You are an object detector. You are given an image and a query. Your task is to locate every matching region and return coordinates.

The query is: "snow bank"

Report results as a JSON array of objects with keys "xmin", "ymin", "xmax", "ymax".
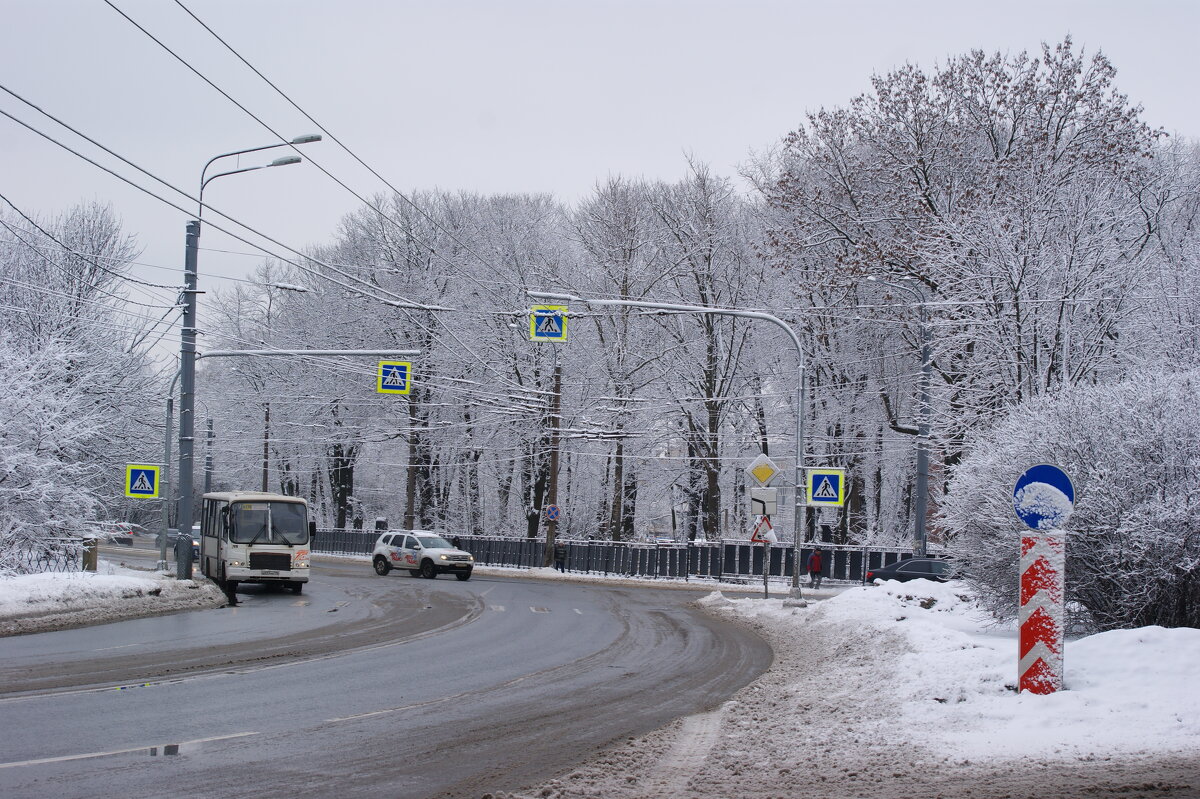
[
  {"xmin": 0, "ymin": 562, "xmax": 226, "ymax": 636},
  {"xmin": 726, "ymin": 580, "xmax": 1200, "ymax": 760}
]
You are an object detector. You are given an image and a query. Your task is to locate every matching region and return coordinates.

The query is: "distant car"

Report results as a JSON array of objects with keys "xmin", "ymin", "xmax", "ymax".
[
  {"xmin": 372, "ymin": 531, "xmax": 474, "ymax": 580},
  {"xmin": 155, "ymin": 527, "xmax": 200, "ymax": 561},
  {"xmin": 104, "ymin": 529, "xmax": 135, "ymax": 547},
  {"xmin": 865, "ymin": 557, "xmax": 952, "ymax": 584}
]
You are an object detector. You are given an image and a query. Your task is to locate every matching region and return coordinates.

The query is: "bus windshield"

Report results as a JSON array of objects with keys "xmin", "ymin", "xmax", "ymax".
[{"xmin": 230, "ymin": 501, "xmax": 308, "ymax": 545}]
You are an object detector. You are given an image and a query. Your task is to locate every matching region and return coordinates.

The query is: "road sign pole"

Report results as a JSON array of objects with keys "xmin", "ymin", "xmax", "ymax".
[
  {"xmin": 763, "ymin": 518, "xmax": 770, "ymax": 599},
  {"xmin": 542, "ymin": 347, "xmax": 562, "ymax": 567},
  {"xmin": 1019, "ymin": 530, "xmax": 1065, "ymax": 693},
  {"xmin": 1012, "ymin": 464, "xmax": 1074, "ymax": 695}
]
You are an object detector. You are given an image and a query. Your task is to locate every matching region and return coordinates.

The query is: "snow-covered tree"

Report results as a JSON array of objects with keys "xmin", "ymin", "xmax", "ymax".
[
  {"xmin": 939, "ymin": 370, "xmax": 1200, "ymax": 631},
  {"xmin": 0, "ymin": 338, "xmax": 106, "ymax": 573}
]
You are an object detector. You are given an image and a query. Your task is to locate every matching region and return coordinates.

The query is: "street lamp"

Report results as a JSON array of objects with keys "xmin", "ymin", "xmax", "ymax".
[
  {"xmin": 172, "ymin": 136, "xmax": 319, "ymax": 576},
  {"xmin": 528, "ymin": 290, "xmax": 809, "ymax": 595},
  {"xmin": 867, "ymin": 276, "xmax": 932, "ymax": 557}
]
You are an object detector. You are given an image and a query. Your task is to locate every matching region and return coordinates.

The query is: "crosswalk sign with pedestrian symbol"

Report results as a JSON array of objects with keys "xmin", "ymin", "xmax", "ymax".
[
  {"xmin": 806, "ymin": 467, "xmax": 846, "ymax": 506},
  {"xmin": 125, "ymin": 464, "xmax": 160, "ymax": 498},
  {"xmin": 377, "ymin": 361, "xmax": 412, "ymax": 394},
  {"xmin": 529, "ymin": 305, "xmax": 568, "ymax": 343}
]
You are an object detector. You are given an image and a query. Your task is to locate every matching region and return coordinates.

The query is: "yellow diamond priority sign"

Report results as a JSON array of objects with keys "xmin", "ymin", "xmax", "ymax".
[{"xmin": 746, "ymin": 453, "xmax": 781, "ymax": 487}]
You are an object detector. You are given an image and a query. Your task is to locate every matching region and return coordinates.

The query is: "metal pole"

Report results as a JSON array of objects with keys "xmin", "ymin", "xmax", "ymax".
[
  {"xmin": 795, "ymin": 355, "xmax": 806, "ymax": 595},
  {"xmin": 542, "ymin": 347, "xmax": 561, "ymax": 567},
  {"xmin": 261, "ymin": 403, "xmax": 270, "ymax": 492},
  {"xmin": 158, "ymin": 395, "xmax": 173, "ymax": 571},
  {"xmin": 176, "ymin": 220, "xmax": 199, "ymax": 580},
  {"xmin": 204, "ymin": 418, "xmax": 214, "ymax": 495}
]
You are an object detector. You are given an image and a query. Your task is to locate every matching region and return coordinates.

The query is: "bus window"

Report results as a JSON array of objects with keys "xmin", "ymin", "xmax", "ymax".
[{"xmin": 229, "ymin": 502, "xmax": 308, "ymax": 545}]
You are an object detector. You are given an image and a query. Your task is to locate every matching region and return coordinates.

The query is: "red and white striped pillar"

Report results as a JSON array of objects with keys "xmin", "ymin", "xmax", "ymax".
[{"xmin": 1018, "ymin": 531, "xmax": 1065, "ymax": 694}]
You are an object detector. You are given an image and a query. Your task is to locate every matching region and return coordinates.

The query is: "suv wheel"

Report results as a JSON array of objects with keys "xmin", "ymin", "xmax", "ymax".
[
  {"xmin": 420, "ymin": 560, "xmax": 437, "ymax": 579},
  {"xmin": 455, "ymin": 569, "xmax": 472, "ymax": 582},
  {"xmin": 373, "ymin": 556, "xmax": 391, "ymax": 576}
]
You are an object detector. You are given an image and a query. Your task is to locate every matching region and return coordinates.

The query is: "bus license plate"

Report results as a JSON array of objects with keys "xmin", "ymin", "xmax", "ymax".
[{"xmin": 261, "ymin": 569, "xmax": 279, "ymax": 575}]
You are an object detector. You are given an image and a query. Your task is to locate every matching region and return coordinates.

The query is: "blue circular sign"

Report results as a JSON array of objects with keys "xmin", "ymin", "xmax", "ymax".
[
  {"xmin": 545, "ymin": 504, "xmax": 561, "ymax": 521},
  {"xmin": 1013, "ymin": 464, "xmax": 1075, "ymax": 530}
]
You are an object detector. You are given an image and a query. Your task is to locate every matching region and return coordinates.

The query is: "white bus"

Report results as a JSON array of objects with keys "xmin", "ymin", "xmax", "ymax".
[{"xmin": 199, "ymin": 492, "xmax": 315, "ymax": 595}]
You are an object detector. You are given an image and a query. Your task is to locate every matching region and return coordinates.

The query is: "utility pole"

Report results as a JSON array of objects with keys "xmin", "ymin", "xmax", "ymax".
[
  {"xmin": 204, "ymin": 418, "xmax": 214, "ymax": 495},
  {"xmin": 261, "ymin": 403, "xmax": 271, "ymax": 492},
  {"xmin": 175, "ymin": 220, "xmax": 201, "ymax": 579}
]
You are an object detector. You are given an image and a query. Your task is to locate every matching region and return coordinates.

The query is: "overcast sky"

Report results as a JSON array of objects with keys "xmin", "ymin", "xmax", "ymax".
[{"xmin": 1, "ymin": 0, "xmax": 1197, "ymax": 318}]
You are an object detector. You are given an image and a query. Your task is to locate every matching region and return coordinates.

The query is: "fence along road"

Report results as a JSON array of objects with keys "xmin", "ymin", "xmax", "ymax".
[{"xmin": 316, "ymin": 530, "xmax": 921, "ymax": 584}]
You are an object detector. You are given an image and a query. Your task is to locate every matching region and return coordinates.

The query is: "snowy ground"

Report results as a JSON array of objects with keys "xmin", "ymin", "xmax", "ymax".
[
  {"xmin": 0, "ymin": 560, "xmax": 226, "ymax": 636},
  {"xmin": 496, "ymin": 580, "xmax": 1200, "ymax": 799}
]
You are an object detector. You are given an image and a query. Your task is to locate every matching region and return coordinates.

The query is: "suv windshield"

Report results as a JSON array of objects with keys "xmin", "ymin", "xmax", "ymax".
[
  {"xmin": 230, "ymin": 501, "xmax": 308, "ymax": 545},
  {"xmin": 416, "ymin": 535, "xmax": 452, "ymax": 549}
]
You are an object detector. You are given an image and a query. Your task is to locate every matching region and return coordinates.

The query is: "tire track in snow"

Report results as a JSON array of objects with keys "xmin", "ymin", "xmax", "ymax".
[{"xmin": 634, "ymin": 704, "xmax": 728, "ymax": 797}]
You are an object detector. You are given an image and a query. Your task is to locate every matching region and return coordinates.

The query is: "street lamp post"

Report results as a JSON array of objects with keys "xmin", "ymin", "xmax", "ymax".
[
  {"xmin": 528, "ymin": 290, "xmax": 809, "ymax": 595},
  {"xmin": 174, "ymin": 136, "xmax": 320, "ymax": 578},
  {"xmin": 868, "ymin": 276, "xmax": 931, "ymax": 557}
]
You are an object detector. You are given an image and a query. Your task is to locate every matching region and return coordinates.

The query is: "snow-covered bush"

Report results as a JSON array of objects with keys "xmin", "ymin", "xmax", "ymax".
[
  {"xmin": 939, "ymin": 371, "xmax": 1200, "ymax": 631},
  {"xmin": 0, "ymin": 338, "xmax": 105, "ymax": 575}
]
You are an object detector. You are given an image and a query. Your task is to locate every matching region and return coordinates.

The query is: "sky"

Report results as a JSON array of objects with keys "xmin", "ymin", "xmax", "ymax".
[{"xmin": 1, "ymin": 0, "xmax": 1197, "ymax": 335}]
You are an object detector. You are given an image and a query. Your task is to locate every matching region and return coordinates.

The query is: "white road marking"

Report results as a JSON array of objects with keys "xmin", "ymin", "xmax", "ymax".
[
  {"xmin": 0, "ymin": 731, "xmax": 259, "ymax": 770},
  {"xmin": 530, "ymin": 607, "xmax": 550, "ymax": 613},
  {"xmin": 573, "ymin": 608, "xmax": 583, "ymax": 615},
  {"xmin": 94, "ymin": 642, "xmax": 142, "ymax": 652},
  {"xmin": 489, "ymin": 605, "xmax": 505, "ymax": 612}
]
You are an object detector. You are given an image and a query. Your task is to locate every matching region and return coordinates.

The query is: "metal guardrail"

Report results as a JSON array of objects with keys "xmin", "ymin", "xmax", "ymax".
[{"xmin": 312, "ymin": 529, "xmax": 918, "ymax": 583}]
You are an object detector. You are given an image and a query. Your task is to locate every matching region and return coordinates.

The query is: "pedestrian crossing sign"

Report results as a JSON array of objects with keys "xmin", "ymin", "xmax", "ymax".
[
  {"xmin": 529, "ymin": 305, "xmax": 568, "ymax": 342},
  {"xmin": 377, "ymin": 361, "xmax": 412, "ymax": 394},
  {"xmin": 806, "ymin": 467, "xmax": 846, "ymax": 506},
  {"xmin": 125, "ymin": 464, "xmax": 161, "ymax": 498}
]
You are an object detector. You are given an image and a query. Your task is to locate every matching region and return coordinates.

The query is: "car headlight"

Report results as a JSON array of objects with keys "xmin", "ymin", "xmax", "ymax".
[
  {"xmin": 468, "ymin": 555, "xmax": 475, "ymax": 562},
  {"xmin": 439, "ymin": 554, "xmax": 449, "ymax": 561}
]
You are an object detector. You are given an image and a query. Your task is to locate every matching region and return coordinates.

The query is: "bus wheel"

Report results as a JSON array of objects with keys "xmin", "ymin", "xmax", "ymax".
[
  {"xmin": 373, "ymin": 556, "xmax": 391, "ymax": 576},
  {"xmin": 290, "ymin": 581, "xmax": 303, "ymax": 595}
]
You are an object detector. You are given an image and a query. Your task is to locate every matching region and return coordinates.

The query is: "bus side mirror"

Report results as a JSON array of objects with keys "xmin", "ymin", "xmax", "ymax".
[{"xmin": 309, "ymin": 521, "xmax": 317, "ymax": 540}]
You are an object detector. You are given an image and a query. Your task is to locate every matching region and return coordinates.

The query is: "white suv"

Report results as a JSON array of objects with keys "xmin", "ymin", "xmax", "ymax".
[{"xmin": 372, "ymin": 531, "xmax": 474, "ymax": 581}]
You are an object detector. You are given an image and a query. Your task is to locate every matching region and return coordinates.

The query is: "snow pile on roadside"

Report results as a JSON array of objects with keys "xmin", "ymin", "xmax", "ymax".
[
  {"xmin": 0, "ymin": 563, "xmax": 226, "ymax": 636},
  {"xmin": 504, "ymin": 581, "xmax": 1200, "ymax": 799},
  {"xmin": 802, "ymin": 581, "xmax": 1200, "ymax": 759}
]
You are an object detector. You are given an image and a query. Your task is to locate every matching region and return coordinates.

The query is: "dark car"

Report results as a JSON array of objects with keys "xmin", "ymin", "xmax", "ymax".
[{"xmin": 865, "ymin": 557, "xmax": 952, "ymax": 584}]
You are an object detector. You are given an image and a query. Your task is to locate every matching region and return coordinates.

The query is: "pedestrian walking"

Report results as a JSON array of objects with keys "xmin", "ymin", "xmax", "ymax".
[
  {"xmin": 553, "ymin": 540, "xmax": 567, "ymax": 573},
  {"xmin": 451, "ymin": 535, "xmax": 463, "ymax": 550},
  {"xmin": 807, "ymin": 548, "xmax": 824, "ymax": 589}
]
